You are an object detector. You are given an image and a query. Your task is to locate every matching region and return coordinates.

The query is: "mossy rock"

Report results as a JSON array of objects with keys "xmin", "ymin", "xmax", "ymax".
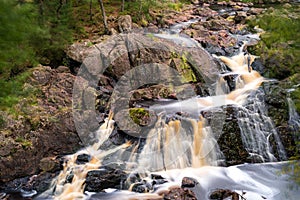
[{"xmin": 129, "ymin": 108, "xmax": 151, "ymax": 126}]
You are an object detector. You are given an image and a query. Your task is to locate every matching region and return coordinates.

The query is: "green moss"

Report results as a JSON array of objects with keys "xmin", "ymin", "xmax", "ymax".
[
  {"xmin": 141, "ymin": 18, "xmax": 148, "ymax": 27},
  {"xmin": 129, "ymin": 108, "xmax": 150, "ymax": 126},
  {"xmin": 180, "ymin": 54, "xmax": 197, "ymax": 83},
  {"xmin": 171, "ymin": 51, "xmax": 179, "ymax": 59},
  {"xmin": 15, "ymin": 137, "xmax": 32, "ymax": 149},
  {"xmin": 167, "ymin": 2, "xmax": 183, "ymax": 11}
]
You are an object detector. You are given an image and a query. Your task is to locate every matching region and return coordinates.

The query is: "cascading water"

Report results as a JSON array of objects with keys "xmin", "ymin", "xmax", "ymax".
[
  {"xmin": 287, "ymin": 95, "xmax": 300, "ymax": 134},
  {"xmin": 237, "ymin": 89, "xmax": 287, "ymax": 162},
  {"xmin": 35, "ymin": 17, "xmax": 300, "ymax": 200}
]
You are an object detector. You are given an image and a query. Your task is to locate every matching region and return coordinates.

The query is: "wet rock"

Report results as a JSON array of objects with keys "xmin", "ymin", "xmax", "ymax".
[
  {"xmin": 182, "ymin": 177, "xmax": 199, "ymax": 188},
  {"xmin": 131, "ymin": 182, "xmax": 152, "ymax": 193},
  {"xmin": 209, "ymin": 189, "xmax": 240, "ymax": 200},
  {"xmin": 84, "ymin": 169, "xmax": 127, "ymax": 192},
  {"xmin": 234, "ymin": 11, "xmax": 248, "ymax": 24},
  {"xmin": 251, "ymin": 58, "xmax": 264, "ymax": 74},
  {"xmin": 219, "ymin": 119, "xmax": 250, "ymax": 165},
  {"xmin": 65, "ymin": 172, "xmax": 74, "ymax": 184},
  {"xmin": 0, "ymin": 172, "xmax": 59, "ymax": 196},
  {"xmin": 263, "ymin": 82, "xmax": 289, "ymax": 127},
  {"xmin": 118, "ymin": 15, "xmax": 132, "ymax": 33},
  {"xmin": 75, "ymin": 154, "xmax": 91, "ymax": 164},
  {"xmin": 151, "ymin": 174, "xmax": 168, "ymax": 185}
]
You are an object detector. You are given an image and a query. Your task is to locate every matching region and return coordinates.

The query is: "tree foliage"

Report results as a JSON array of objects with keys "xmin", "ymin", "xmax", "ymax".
[
  {"xmin": 0, "ymin": 0, "xmax": 39, "ymax": 78},
  {"xmin": 0, "ymin": 0, "xmax": 75, "ymax": 107}
]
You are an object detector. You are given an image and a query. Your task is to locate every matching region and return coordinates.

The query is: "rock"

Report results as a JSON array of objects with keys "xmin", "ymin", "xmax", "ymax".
[
  {"xmin": 75, "ymin": 154, "xmax": 91, "ymax": 164},
  {"xmin": 209, "ymin": 189, "xmax": 240, "ymax": 200},
  {"xmin": 0, "ymin": 66, "xmax": 81, "ymax": 182},
  {"xmin": 283, "ymin": 3, "xmax": 292, "ymax": 9},
  {"xmin": 0, "ymin": 172, "xmax": 59, "ymax": 196},
  {"xmin": 56, "ymin": 66, "xmax": 70, "ymax": 73},
  {"xmin": 131, "ymin": 182, "xmax": 152, "ymax": 193},
  {"xmin": 151, "ymin": 174, "xmax": 168, "ymax": 185},
  {"xmin": 159, "ymin": 187, "xmax": 197, "ymax": 200},
  {"xmin": 248, "ymin": 7, "xmax": 265, "ymax": 15},
  {"xmin": 110, "ymin": 28, "xmax": 118, "ymax": 35},
  {"xmin": 84, "ymin": 169, "xmax": 127, "ymax": 192},
  {"xmin": 182, "ymin": 177, "xmax": 198, "ymax": 188},
  {"xmin": 65, "ymin": 172, "xmax": 74, "ymax": 184},
  {"xmin": 118, "ymin": 15, "xmax": 132, "ymax": 33},
  {"xmin": 39, "ymin": 157, "xmax": 61, "ymax": 172},
  {"xmin": 251, "ymin": 58, "xmax": 264, "ymax": 74},
  {"xmin": 234, "ymin": 11, "xmax": 248, "ymax": 24},
  {"xmin": 71, "ymin": 33, "xmax": 220, "ymax": 138}
]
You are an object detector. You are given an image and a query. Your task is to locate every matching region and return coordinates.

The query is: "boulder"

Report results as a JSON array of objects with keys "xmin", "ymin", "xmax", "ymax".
[
  {"xmin": 71, "ymin": 33, "xmax": 220, "ymax": 141},
  {"xmin": 159, "ymin": 187, "xmax": 197, "ymax": 200},
  {"xmin": 118, "ymin": 15, "xmax": 132, "ymax": 33},
  {"xmin": 84, "ymin": 168, "xmax": 127, "ymax": 192}
]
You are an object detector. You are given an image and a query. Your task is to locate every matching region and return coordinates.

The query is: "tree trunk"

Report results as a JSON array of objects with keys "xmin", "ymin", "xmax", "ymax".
[
  {"xmin": 121, "ymin": 0, "xmax": 125, "ymax": 12},
  {"xmin": 90, "ymin": 0, "xmax": 93, "ymax": 21},
  {"xmin": 98, "ymin": 0, "xmax": 109, "ymax": 33},
  {"xmin": 139, "ymin": 0, "xmax": 142, "ymax": 15}
]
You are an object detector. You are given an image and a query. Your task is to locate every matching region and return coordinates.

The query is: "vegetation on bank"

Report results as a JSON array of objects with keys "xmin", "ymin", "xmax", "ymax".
[{"xmin": 247, "ymin": 4, "xmax": 300, "ymax": 112}]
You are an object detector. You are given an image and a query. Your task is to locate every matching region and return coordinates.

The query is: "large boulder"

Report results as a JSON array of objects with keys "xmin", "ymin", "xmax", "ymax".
[{"xmin": 71, "ymin": 33, "xmax": 221, "ymax": 143}]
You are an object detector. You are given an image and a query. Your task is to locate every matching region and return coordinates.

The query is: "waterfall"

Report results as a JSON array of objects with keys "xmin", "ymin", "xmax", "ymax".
[
  {"xmin": 137, "ymin": 117, "xmax": 223, "ymax": 172},
  {"xmin": 237, "ymin": 89, "xmax": 287, "ymax": 162},
  {"xmin": 35, "ymin": 19, "xmax": 296, "ymax": 200}
]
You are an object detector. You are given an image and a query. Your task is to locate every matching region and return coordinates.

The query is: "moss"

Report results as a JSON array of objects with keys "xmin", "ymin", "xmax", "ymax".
[
  {"xmin": 171, "ymin": 51, "xmax": 180, "ymax": 59},
  {"xmin": 167, "ymin": 2, "xmax": 183, "ymax": 11},
  {"xmin": 15, "ymin": 137, "xmax": 32, "ymax": 149},
  {"xmin": 141, "ymin": 18, "xmax": 148, "ymax": 27},
  {"xmin": 129, "ymin": 108, "xmax": 150, "ymax": 126}
]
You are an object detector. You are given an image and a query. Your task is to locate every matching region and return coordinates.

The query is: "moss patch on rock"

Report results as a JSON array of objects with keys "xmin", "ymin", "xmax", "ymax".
[{"xmin": 129, "ymin": 108, "xmax": 151, "ymax": 126}]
